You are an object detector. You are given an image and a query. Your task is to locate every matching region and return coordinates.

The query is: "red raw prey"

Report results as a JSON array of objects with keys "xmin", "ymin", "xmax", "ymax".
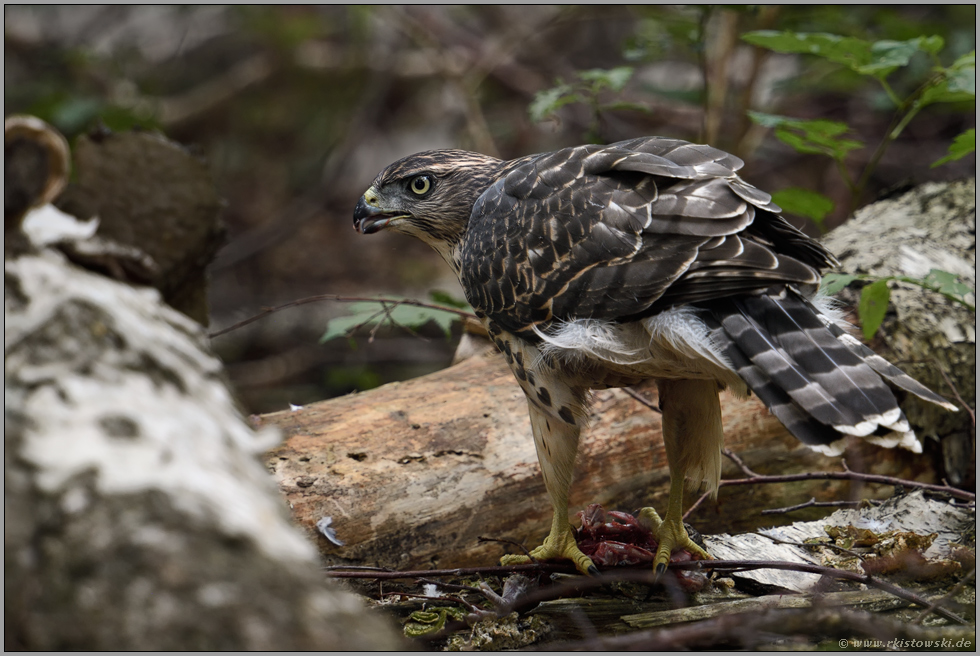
[{"xmin": 574, "ymin": 503, "xmax": 708, "ymax": 591}]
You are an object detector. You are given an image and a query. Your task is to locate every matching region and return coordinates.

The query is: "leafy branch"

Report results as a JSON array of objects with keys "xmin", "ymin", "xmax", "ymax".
[
  {"xmin": 529, "ymin": 66, "xmax": 643, "ymax": 142},
  {"xmin": 821, "ymin": 269, "xmax": 975, "ymax": 340},
  {"xmin": 743, "ymin": 32, "xmax": 975, "ymax": 219}
]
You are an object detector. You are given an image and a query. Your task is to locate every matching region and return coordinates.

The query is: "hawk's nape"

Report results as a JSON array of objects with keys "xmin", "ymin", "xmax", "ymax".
[{"xmin": 354, "ymin": 136, "xmax": 956, "ymax": 576}]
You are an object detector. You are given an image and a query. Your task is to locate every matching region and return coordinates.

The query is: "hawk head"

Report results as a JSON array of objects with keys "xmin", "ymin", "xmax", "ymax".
[{"xmin": 353, "ymin": 149, "xmax": 503, "ymax": 264}]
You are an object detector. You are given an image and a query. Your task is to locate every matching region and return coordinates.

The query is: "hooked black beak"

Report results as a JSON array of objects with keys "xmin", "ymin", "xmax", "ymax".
[{"xmin": 354, "ymin": 195, "xmax": 402, "ymax": 234}]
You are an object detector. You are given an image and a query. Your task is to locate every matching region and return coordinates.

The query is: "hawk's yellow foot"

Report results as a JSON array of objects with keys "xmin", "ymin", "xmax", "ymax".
[
  {"xmin": 637, "ymin": 507, "xmax": 711, "ymax": 575},
  {"xmin": 500, "ymin": 513, "xmax": 599, "ymax": 576},
  {"xmin": 638, "ymin": 468, "xmax": 712, "ymax": 575}
]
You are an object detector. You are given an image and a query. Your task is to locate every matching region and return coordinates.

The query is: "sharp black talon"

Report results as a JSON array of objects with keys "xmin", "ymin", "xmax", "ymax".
[
  {"xmin": 655, "ymin": 562, "xmax": 667, "ymax": 577},
  {"xmin": 587, "ymin": 565, "xmax": 600, "ymax": 576}
]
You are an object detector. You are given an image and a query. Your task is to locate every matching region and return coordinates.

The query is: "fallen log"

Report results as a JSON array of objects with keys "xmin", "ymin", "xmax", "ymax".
[{"xmin": 260, "ymin": 351, "xmax": 944, "ymax": 571}]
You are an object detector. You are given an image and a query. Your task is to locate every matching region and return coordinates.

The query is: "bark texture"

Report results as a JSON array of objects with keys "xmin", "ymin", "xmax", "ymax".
[
  {"xmin": 5, "ymin": 251, "xmax": 404, "ymax": 650},
  {"xmin": 55, "ymin": 130, "xmax": 226, "ymax": 324},
  {"xmin": 4, "ymin": 119, "xmax": 404, "ymax": 650}
]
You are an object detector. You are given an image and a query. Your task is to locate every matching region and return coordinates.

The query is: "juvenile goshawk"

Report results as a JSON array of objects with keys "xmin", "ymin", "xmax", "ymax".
[{"xmin": 353, "ymin": 137, "xmax": 955, "ymax": 575}]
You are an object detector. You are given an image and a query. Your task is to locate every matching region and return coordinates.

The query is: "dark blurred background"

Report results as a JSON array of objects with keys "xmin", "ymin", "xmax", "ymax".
[{"xmin": 6, "ymin": 5, "xmax": 975, "ymax": 413}]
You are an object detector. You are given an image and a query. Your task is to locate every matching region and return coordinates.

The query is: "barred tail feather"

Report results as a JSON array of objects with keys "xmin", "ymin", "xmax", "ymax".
[
  {"xmin": 700, "ymin": 290, "xmax": 950, "ymax": 452},
  {"xmin": 703, "ymin": 315, "xmax": 844, "ymax": 446},
  {"xmin": 808, "ymin": 299, "xmax": 959, "ymax": 412}
]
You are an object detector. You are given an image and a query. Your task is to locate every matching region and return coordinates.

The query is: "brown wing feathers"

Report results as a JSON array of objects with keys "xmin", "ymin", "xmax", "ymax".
[{"xmin": 462, "ymin": 137, "xmax": 829, "ymax": 335}]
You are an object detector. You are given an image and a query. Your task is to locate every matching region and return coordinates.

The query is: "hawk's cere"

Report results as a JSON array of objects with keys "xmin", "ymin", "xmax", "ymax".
[{"xmin": 353, "ymin": 137, "xmax": 956, "ymax": 575}]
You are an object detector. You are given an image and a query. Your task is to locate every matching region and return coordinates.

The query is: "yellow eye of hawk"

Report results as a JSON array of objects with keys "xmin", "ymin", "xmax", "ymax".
[{"xmin": 410, "ymin": 175, "xmax": 432, "ymax": 196}]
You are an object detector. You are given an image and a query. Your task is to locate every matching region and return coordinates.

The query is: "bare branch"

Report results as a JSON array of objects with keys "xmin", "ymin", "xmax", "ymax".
[
  {"xmin": 760, "ymin": 497, "xmax": 881, "ymax": 516},
  {"xmin": 925, "ymin": 357, "xmax": 976, "ymax": 427},
  {"xmin": 683, "ymin": 489, "xmax": 712, "ymax": 521},
  {"xmin": 671, "ymin": 559, "xmax": 968, "ymax": 625},
  {"xmin": 325, "ymin": 562, "xmax": 573, "ymax": 580},
  {"xmin": 754, "ymin": 530, "xmax": 869, "ymax": 561},
  {"xmin": 911, "ymin": 566, "xmax": 976, "ymax": 625},
  {"xmin": 543, "ymin": 606, "xmax": 973, "ymax": 651},
  {"xmin": 477, "ymin": 535, "xmax": 535, "ymax": 561},
  {"xmin": 622, "ymin": 387, "xmax": 661, "ymax": 414},
  {"xmin": 720, "ymin": 449, "xmax": 975, "ymax": 503}
]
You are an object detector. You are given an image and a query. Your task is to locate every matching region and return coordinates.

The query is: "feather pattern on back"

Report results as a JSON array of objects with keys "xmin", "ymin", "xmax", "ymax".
[{"xmin": 462, "ymin": 137, "xmax": 835, "ymax": 339}]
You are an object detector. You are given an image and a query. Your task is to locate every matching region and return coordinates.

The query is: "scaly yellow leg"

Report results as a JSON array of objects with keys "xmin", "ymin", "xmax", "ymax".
[
  {"xmin": 500, "ymin": 392, "xmax": 598, "ymax": 576},
  {"xmin": 638, "ymin": 473, "xmax": 711, "ymax": 576},
  {"xmin": 638, "ymin": 378, "xmax": 722, "ymax": 575}
]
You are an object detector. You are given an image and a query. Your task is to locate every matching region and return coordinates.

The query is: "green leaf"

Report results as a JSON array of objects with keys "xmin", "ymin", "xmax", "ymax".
[
  {"xmin": 923, "ymin": 269, "xmax": 975, "ymax": 301},
  {"xmin": 858, "ymin": 279, "xmax": 891, "ymax": 340},
  {"xmin": 745, "ymin": 110, "xmax": 792, "ymax": 129},
  {"xmin": 529, "ymin": 83, "xmax": 582, "ymax": 123},
  {"xmin": 915, "ymin": 35, "xmax": 946, "ymax": 56},
  {"xmin": 320, "ymin": 302, "xmax": 386, "ymax": 343},
  {"xmin": 946, "ymin": 67, "xmax": 976, "ymax": 96},
  {"xmin": 860, "ymin": 37, "xmax": 944, "ymax": 76},
  {"xmin": 578, "ymin": 66, "xmax": 634, "ymax": 92},
  {"xmin": 321, "ymin": 300, "xmax": 462, "ymax": 344},
  {"xmin": 748, "ymin": 111, "xmax": 863, "ymax": 161},
  {"xmin": 920, "ymin": 51, "xmax": 976, "ymax": 107},
  {"xmin": 821, "ymin": 273, "xmax": 859, "ymax": 296},
  {"xmin": 920, "ymin": 75, "xmax": 976, "ymax": 106},
  {"xmin": 771, "ymin": 187, "xmax": 835, "ymax": 226},
  {"xmin": 932, "ymin": 129, "xmax": 976, "ymax": 167},
  {"xmin": 742, "ymin": 31, "xmax": 942, "ymax": 80},
  {"xmin": 774, "ymin": 123, "xmax": 863, "ymax": 161}
]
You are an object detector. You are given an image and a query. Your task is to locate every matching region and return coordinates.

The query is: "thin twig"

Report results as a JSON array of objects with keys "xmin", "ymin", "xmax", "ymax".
[
  {"xmin": 722, "ymin": 448, "xmax": 755, "ymax": 477},
  {"xmin": 671, "ymin": 559, "xmax": 968, "ymax": 625},
  {"xmin": 924, "ymin": 357, "xmax": 976, "ymax": 427},
  {"xmin": 327, "ymin": 557, "xmax": 968, "ymax": 626},
  {"xmin": 720, "ymin": 449, "xmax": 974, "ymax": 503},
  {"xmin": 911, "ymin": 566, "xmax": 976, "ymax": 625},
  {"xmin": 322, "ymin": 564, "xmax": 393, "ymax": 572},
  {"xmin": 157, "ymin": 54, "xmax": 273, "ymax": 126},
  {"xmin": 683, "ymin": 489, "xmax": 712, "ymax": 521},
  {"xmin": 849, "ymin": 72, "xmax": 942, "ymax": 213},
  {"xmin": 325, "ymin": 562, "xmax": 573, "ymax": 580},
  {"xmin": 478, "ymin": 535, "xmax": 536, "ymax": 560},
  {"xmin": 380, "ymin": 591, "xmax": 484, "ymax": 615},
  {"xmin": 208, "ymin": 294, "xmax": 476, "ymax": 338},
  {"xmin": 544, "ymin": 606, "xmax": 973, "ymax": 651},
  {"xmin": 760, "ymin": 497, "xmax": 881, "ymax": 516},
  {"xmin": 622, "ymin": 387, "xmax": 661, "ymax": 414},
  {"xmin": 754, "ymin": 530, "xmax": 868, "ymax": 561}
]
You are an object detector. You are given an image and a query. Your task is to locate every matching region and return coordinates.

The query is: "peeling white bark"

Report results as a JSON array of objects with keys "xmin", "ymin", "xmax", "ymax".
[{"xmin": 5, "ymin": 250, "xmax": 403, "ymax": 650}]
